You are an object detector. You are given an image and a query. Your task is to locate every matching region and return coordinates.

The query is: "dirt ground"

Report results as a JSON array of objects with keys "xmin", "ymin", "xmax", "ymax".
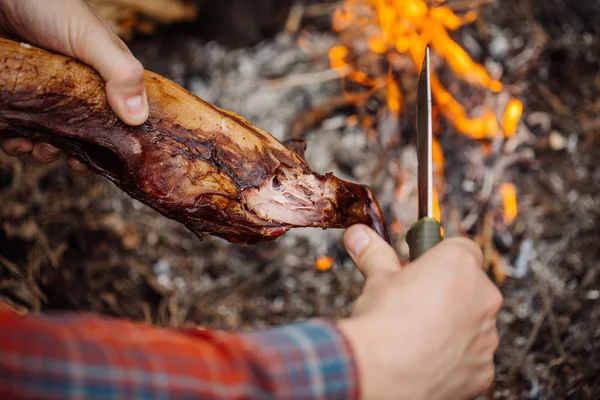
[{"xmin": 1, "ymin": 0, "xmax": 599, "ymax": 398}]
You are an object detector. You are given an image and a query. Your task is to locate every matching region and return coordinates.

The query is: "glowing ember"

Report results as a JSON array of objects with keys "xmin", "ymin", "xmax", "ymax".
[
  {"xmin": 499, "ymin": 183, "xmax": 518, "ymax": 224},
  {"xmin": 501, "ymin": 99, "xmax": 524, "ymax": 138},
  {"xmin": 314, "ymin": 256, "xmax": 334, "ymax": 271},
  {"xmin": 387, "ymin": 79, "xmax": 402, "ymax": 114},
  {"xmin": 346, "ymin": 115, "xmax": 359, "ymax": 126}
]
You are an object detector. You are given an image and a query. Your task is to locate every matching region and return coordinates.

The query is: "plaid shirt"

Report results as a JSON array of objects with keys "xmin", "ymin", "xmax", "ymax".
[{"xmin": 0, "ymin": 307, "xmax": 359, "ymax": 399}]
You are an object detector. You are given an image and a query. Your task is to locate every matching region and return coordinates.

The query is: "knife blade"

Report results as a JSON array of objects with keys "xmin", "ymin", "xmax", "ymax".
[{"xmin": 406, "ymin": 47, "xmax": 443, "ymax": 261}]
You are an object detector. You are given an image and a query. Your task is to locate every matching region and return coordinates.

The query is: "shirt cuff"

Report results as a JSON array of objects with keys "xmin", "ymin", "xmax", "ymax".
[{"xmin": 242, "ymin": 318, "xmax": 360, "ymax": 400}]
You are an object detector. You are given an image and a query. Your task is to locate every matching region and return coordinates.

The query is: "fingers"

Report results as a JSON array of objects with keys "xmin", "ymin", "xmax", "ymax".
[
  {"xmin": 2, "ymin": 139, "xmax": 62, "ymax": 164},
  {"xmin": 0, "ymin": 0, "xmax": 144, "ymax": 176},
  {"xmin": 10, "ymin": 0, "xmax": 150, "ymax": 126},
  {"xmin": 1, "ymin": 138, "xmax": 91, "ymax": 175},
  {"xmin": 408, "ymin": 236, "xmax": 484, "ymax": 272},
  {"xmin": 344, "ymin": 224, "xmax": 401, "ymax": 279},
  {"xmin": 69, "ymin": 6, "xmax": 149, "ymax": 126},
  {"xmin": 100, "ymin": 51, "xmax": 148, "ymax": 126},
  {"xmin": 1, "ymin": 138, "xmax": 33, "ymax": 156},
  {"xmin": 31, "ymin": 142, "xmax": 61, "ymax": 163},
  {"xmin": 66, "ymin": 157, "xmax": 92, "ymax": 176}
]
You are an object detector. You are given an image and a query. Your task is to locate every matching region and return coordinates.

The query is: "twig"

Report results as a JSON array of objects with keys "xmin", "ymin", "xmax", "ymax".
[
  {"xmin": 289, "ymin": 92, "xmax": 368, "ymax": 138},
  {"xmin": 537, "ymin": 84, "xmax": 570, "ymax": 117},
  {"xmin": 0, "ymin": 295, "xmax": 29, "ymax": 316},
  {"xmin": 142, "ymin": 302, "xmax": 153, "ymax": 325},
  {"xmin": 284, "ymin": 2, "xmax": 305, "ymax": 36},
  {"xmin": 26, "ymin": 244, "xmax": 42, "ymax": 313},
  {"xmin": 303, "ymin": 2, "xmax": 341, "ymax": 17},
  {"xmin": 444, "ymin": 0, "xmax": 496, "ymax": 11},
  {"xmin": 512, "ymin": 308, "xmax": 548, "ymax": 372},
  {"xmin": 268, "ymin": 66, "xmax": 349, "ymax": 89},
  {"xmin": 35, "ymin": 223, "xmax": 59, "ymax": 268},
  {"xmin": 0, "ymin": 253, "xmax": 48, "ymax": 303},
  {"xmin": 538, "ymin": 271, "xmax": 572, "ymax": 364}
]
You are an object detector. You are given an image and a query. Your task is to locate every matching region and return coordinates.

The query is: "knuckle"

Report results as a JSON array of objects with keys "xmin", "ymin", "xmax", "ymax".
[
  {"xmin": 116, "ymin": 59, "xmax": 145, "ymax": 86},
  {"xmin": 471, "ymin": 365, "xmax": 495, "ymax": 397},
  {"xmin": 461, "ymin": 247, "xmax": 483, "ymax": 271},
  {"xmin": 68, "ymin": 19, "xmax": 92, "ymax": 57},
  {"xmin": 490, "ymin": 330, "xmax": 500, "ymax": 351},
  {"xmin": 360, "ymin": 243, "xmax": 398, "ymax": 269},
  {"xmin": 1, "ymin": 139, "xmax": 18, "ymax": 155},
  {"xmin": 481, "ymin": 365, "xmax": 496, "ymax": 391},
  {"xmin": 482, "ymin": 328, "xmax": 500, "ymax": 353},
  {"xmin": 488, "ymin": 285, "xmax": 504, "ymax": 313},
  {"xmin": 440, "ymin": 239, "xmax": 482, "ymax": 272},
  {"xmin": 37, "ymin": 143, "xmax": 60, "ymax": 157}
]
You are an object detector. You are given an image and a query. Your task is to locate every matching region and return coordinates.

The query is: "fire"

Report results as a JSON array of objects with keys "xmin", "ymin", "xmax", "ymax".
[
  {"xmin": 327, "ymin": 0, "xmax": 523, "ymax": 238},
  {"xmin": 314, "ymin": 256, "xmax": 334, "ymax": 271},
  {"xmin": 499, "ymin": 182, "xmax": 517, "ymax": 224},
  {"xmin": 330, "ymin": 0, "xmax": 522, "ymax": 140},
  {"xmin": 501, "ymin": 99, "xmax": 524, "ymax": 138}
]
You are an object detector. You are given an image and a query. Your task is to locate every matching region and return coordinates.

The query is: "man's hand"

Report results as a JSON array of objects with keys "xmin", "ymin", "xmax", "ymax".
[
  {"xmin": 339, "ymin": 225, "xmax": 502, "ymax": 400},
  {"xmin": 0, "ymin": 0, "xmax": 148, "ymax": 175}
]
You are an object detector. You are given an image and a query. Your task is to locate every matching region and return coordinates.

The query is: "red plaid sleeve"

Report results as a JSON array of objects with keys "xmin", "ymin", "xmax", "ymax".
[{"xmin": 0, "ymin": 306, "xmax": 360, "ymax": 399}]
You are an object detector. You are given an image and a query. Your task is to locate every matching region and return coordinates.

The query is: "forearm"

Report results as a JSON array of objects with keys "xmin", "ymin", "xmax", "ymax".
[{"xmin": 0, "ymin": 307, "xmax": 359, "ymax": 399}]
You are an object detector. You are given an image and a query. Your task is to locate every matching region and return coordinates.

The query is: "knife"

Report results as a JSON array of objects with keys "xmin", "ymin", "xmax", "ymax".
[{"xmin": 406, "ymin": 47, "xmax": 443, "ymax": 261}]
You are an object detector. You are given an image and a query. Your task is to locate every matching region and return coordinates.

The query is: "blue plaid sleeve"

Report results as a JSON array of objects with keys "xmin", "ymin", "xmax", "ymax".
[{"xmin": 241, "ymin": 318, "xmax": 360, "ymax": 400}]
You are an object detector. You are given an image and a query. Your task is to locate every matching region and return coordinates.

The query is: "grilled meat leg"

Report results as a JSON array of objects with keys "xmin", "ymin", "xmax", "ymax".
[{"xmin": 0, "ymin": 38, "xmax": 388, "ymax": 244}]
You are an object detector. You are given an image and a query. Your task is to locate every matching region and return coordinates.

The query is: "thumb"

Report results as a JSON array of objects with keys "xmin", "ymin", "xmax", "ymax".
[
  {"xmin": 70, "ymin": 9, "xmax": 149, "ymax": 126},
  {"xmin": 11, "ymin": 0, "xmax": 151, "ymax": 125},
  {"xmin": 344, "ymin": 224, "xmax": 401, "ymax": 279}
]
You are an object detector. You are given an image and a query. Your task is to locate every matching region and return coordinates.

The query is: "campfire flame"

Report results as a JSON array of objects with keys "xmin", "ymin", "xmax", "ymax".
[
  {"xmin": 328, "ymin": 0, "xmax": 521, "ymax": 231},
  {"xmin": 330, "ymin": 0, "xmax": 522, "ymax": 138},
  {"xmin": 499, "ymin": 182, "xmax": 517, "ymax": 225}
]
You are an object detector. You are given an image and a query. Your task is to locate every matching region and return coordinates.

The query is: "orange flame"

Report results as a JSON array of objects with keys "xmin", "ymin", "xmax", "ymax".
[
  {"xmin": 314, "ymin": 256, "xmax": 334, "ymax": 271},
  {"xmin": 501, "ymin": 99, "xmax": 523, "ymax": 138},
  {"xmin": 387, "ymin": 79, "xmax": 403, "ymax": 114},
  {"xmin": 329, "ymin": 0, "xmax": 523, "ymax": 140},
  {"xmin": 431, "ymin": 136, "xmax": 444, "ymax": 226},
  {"xmin": 432, "ymin": 136, "xmax": 444, "ymax": 182},
  {"xmin": 327, "ymin": 0, "xmax": 522, "ymax": 236},
  {"xmin": 432, "ymin": 186, "xmax": 441, "ymax": 224},
  {"xmin": 499, "ymin": 182, "xmax": 517, "ymax": 224}
]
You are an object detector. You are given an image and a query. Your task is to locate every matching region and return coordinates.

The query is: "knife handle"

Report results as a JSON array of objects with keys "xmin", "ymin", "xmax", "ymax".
[{"xmin": 406, "ymin": 217, "xmax": 443, "ymax": 261}]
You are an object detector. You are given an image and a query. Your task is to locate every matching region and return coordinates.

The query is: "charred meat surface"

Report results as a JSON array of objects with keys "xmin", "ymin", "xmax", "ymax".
[{"xmin": 0, "ymin": 38, "xmax": 388, "ymax": 244}]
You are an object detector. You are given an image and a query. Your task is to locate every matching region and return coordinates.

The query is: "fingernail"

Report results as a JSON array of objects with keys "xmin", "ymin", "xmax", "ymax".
[
  {"xmin": 39, "ymin": 143, "xmax": 60, "ymax": 158},
  {"xmin": 67, "ymin": 157, "xmax": 89, "ymax": 173},
  {"xmin": 125, "ymin": 95, "xmax": 145, "ymax": 118},
  {"xmin": 346, "ymin": 226, "xmax": 370, "ymax": 258}
]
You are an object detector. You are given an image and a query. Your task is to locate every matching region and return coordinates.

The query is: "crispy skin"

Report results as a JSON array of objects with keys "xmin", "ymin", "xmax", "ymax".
[{"xmin": 0, "ymin": 38, "xmax": 388, "ymax": 244}]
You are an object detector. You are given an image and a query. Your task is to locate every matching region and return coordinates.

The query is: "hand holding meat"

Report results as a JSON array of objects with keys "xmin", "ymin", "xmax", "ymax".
[
  {"xmin": 0, "ymin": 36, "xmax": 388, "ymax": 243},
  {"xmin": 0, "ymin": 0, "xmax": 149, "ymax": 175},
  {"xmin": 339, "ymin": 225, "xmax": 503, "ymax": 400}
]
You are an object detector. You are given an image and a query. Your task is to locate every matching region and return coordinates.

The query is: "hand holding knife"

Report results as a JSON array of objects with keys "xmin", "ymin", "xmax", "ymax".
[{"xmin": 406, "ymin": 47, "xmax": 443, "ymax": 260}]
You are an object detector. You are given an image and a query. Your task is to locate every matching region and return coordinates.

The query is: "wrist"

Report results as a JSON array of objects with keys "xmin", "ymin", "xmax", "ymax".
[
  {"xmin": 337, "ymin": 318, "xmax": 375, "ymax": 400},
  {"xmin": 337, "ymin": 318, "xmax": 422, "ymax": 400}
]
